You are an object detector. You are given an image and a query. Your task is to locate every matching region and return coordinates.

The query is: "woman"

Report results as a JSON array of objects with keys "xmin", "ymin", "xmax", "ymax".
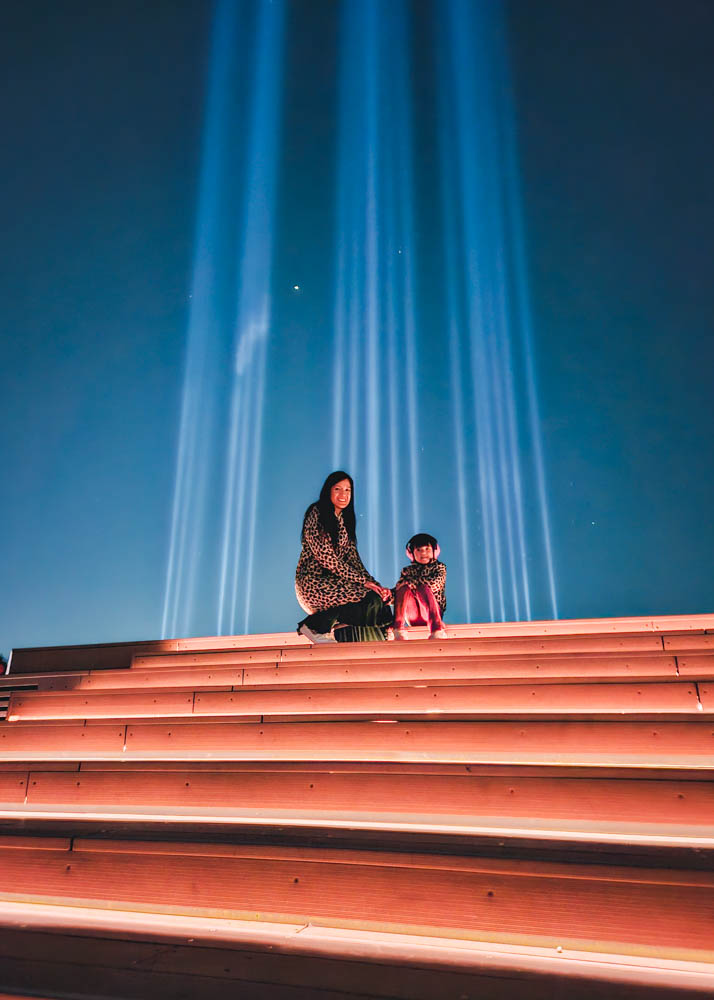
[{"xmin": 295, "ymin": 470, "xmax": 393, "ymax": 642}]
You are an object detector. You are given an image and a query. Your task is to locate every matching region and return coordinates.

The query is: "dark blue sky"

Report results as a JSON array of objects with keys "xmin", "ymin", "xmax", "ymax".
[{"xmin": 1, "ymin": 0, "xmax": 712, "ymax": 655}]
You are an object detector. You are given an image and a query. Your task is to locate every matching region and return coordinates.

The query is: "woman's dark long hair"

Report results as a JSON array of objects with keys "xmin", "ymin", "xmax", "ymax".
[{"xmin": 302, "ymin": 470, "xmax": 356, "ymax": 548}]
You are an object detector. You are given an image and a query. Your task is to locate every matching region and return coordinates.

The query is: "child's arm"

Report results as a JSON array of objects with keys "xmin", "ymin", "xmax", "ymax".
[
  {"xmin": 396, "ymin": 566, "xmax": 417, "ymax": 590},
  {"xmin": 426, "ymin": 561, "xmax": 446, "ymax": 591}
]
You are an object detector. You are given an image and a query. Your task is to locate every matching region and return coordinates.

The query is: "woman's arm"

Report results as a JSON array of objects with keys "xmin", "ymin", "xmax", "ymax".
[
  {"xmin": 364, "ymin": 579, "xmax": 393, "ymax": 602},
  {"xmin": 345, "ymin": 536, "xmax": 392, "ymax": 601},
  {"xmin": 302, "ymin": 507, "xmax": 369, "ymax": 585},
  {"xmin": 344, "ymin": 543, "xmax": 376, "ymax": 582}
]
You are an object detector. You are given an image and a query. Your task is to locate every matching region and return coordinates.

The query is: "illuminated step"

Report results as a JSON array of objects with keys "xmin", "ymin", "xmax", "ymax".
[
  {"xmin": 8, "ymin": 612, "xmax": 714, "ymax": 675},
  {"xmin": 76, "ymin": 653, "xmax": 687, "ymax": 690},
  {"xmin": 2, "ymin": 654, "xmax": 686, "ymax": 697},
  {"xmin": 0, "ymin": 804, "xmax": 712, "ymax": 869},
  {"xmin": 2, "ymin": 719, "xmax": 714, "ymax": 766},
  {"xmin": 2, "ymin": 898, "xmax": 713, "ymax": 1000},
  {"xmin": 132, "ymin": 633, "xmax": 671, "ymax": 670},
  {"xmin": 3, "ymin": 617, "xmax": 714, "ymax": 995},
  {"xmin": 679, "ymin": 655, "xmax": 714, "ymax": 678},
  {"xmin": 0, "ymin": 766, "xmax": 708, "ymax": 865},
  {"xmin": 240, "ymin": 653, "xmax": 681, "ymax": 688},
  {"xmin": 5, "ymin": 680, "xmax": 703, "ymax": 723},
  {"xmin": 13, "ymin": 766, "xmax": 714, "ymax": 826},
  {"xmin": 0, "ymin": 836, "xmax": 713, "ymax": 958}
]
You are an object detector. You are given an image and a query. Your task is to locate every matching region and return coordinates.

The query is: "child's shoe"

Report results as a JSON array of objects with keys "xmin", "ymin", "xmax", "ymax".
[
  {"xmin": 428, "ymin": 628, "xmax": 448, "ymax": 640},
  {"xmin": 393, "ymin": 627, "xmax": 408, "ymax": 640}
]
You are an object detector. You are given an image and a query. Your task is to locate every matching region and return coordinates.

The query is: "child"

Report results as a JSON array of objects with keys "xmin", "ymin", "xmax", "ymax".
[{"xmin": 393, "ymin": 532, "xmax": 447, "ymax": 640}]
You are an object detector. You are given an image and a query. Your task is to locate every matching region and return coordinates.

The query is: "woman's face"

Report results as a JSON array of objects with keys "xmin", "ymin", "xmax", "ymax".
[{"xmin": 330, "ymin": 478, "xmax": 352, "ymax": 513}]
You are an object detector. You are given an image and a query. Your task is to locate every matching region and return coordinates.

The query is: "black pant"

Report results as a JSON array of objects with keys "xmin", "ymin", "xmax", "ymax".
[{"xmin": 298, "ymin": 590, "xmax": 393, "ymax": 635}]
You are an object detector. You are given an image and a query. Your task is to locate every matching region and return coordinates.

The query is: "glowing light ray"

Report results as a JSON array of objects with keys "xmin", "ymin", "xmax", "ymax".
[
  {"xmin": 495, "ymin": 245, "xmax": 533, "ymax": 619},
  {"xmin": 449, "ymin": 316, "xmax": 472, "ymax": 618},
  {"xmin": 332, "ymin": 1, "xmax": 356, "ymax": 472},
  {"xmin": 347, "ymin": 242, "xmax": 361, "ymax": 477},
  {"xmin": 331, "ymin": 242, "xmax": 347, "ymax": 468},
  {"xmin": 165, "ymin": 0, "xmax": 285, "ymax": 639},
  {"xmin": 489, "ymin": 326, "xmax": 519, "ymax": 619},
  {"xmin": 333, "ymin": 0, "xmax": 426, "ymax": 589},
  {"xmin": 486, "ymin": 282, "xmax": 523, "ymax": 619},
  {"xmin": 485, "ymin": 98, "xmax": 533, "ymax": 618},
  {"xmin": 242, "ymin": 335, "xmax": 269, "ymax": 633},
  {"xmin": 221, "ymin": 0, "xmax": 285, "ymax": 634},
  {"xmin": 361, "ymin": 0, "xmax": 380, "ymax": 571},
  {"xmin": 497, "ymin": 31, "xmax": 559, "ymax": 620},
  {"xmin": 484, "ymin": 391, "xmax": 507, "ymax": 620},
  {"xmin": 383, "ymin": 145, "xmax": 401, "ymax": 580},
  {"xmin": 450, "ymin": 33, "xmax": 503, "ymax": 618},
  {"xmin": 442, "ymin": 0, "xmax": 553, "ymax": 622},
  {"xmin": 162, "ymin": 0, "xmax": 238, "ymax": 639},
  {"xmin": 162, "ymin": 385, "xmax": 195, "ymax": 637},
  {"xmin": 336, "ymin": 0, "xmax": 359, "ymax": 481},
  {"xmin": 392, "ymin": 1, "xmax": 420, "ymax": 532},
  {"xmin": 216, "ymin": 373, "xmax": 243, "ymax": 634},
  {"xmin": 226, "ymin": 377, "xmax": 253, "ymax": 631},
  {"xmin": 436, "ymin": 30, "xmax": 473, "ymax": 620}
]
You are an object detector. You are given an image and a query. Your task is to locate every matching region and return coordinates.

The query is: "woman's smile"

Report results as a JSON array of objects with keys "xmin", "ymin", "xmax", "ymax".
[{"xmin": 331, "ymin": 479, "xmax": 352, "ymax": 514}]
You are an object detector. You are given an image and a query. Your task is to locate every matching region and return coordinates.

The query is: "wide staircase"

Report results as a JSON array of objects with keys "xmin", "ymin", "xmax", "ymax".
[{"xmin": 1, "ymin": 614, "xmax": 713, "ymax": 999}]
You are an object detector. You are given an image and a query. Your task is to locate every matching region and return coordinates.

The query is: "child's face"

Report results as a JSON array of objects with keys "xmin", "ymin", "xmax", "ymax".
[{"xmin": 413, "ymin": 544, "xmax": 434, "ymax": 564}]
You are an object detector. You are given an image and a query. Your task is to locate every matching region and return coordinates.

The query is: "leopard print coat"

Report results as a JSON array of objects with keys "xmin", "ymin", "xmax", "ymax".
[
  {"xmin": 396, "ymin": 560, "xmax": 447, "ymax": 614},
  {"xmin": 295, "ymin": 505, "xmax": 377, "ymax": 613}
]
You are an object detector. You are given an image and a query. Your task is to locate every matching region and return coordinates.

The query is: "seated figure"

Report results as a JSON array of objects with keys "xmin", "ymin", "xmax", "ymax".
[{"xmin": 393, "ymin": 532, "xmax": 447, "ymax": 640}]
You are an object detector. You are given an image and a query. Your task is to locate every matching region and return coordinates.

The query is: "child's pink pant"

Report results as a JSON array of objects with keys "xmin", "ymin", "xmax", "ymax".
[{"xmin": 394, "ymin": 583, "xmax": 443, "ymax": 631}]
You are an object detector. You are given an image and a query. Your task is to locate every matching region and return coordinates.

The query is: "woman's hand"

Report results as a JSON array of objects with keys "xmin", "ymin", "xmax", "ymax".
[{"xmin": 365, "ymin": 580, "xmax": 392, "ymax": 603}]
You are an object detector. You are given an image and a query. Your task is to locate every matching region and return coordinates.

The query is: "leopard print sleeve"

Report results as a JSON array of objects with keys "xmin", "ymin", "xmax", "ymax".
[
  {"xmin": 344, "ymin": 540, "xmax": 377, "ymax": 584},
  {"xmin": 398, "ymin": 563, "xmax": 419, "ymax": 586},
  {"xmin": 302, "ymin": 506, "xmax": 369, "ymax": 584}
]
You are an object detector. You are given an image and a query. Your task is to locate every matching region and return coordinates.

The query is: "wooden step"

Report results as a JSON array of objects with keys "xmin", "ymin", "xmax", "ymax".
[
  {"xmin": 4, "ymin": 616, "xmax": 714, "ymax": 999},
  {"xmin": 132, "ymin": 648, "xmax": 282, "ymax": 669},
  {"xmin": 240, "ymin": 654, "xmax": 679, "ymax": 689},
  {"xmin": 679, "ymin": 655, "xmax": 714, "ymax": 679},
  {"xmin": 6, "ymin": 680, "xmax": 703, "ymax": 723},
  {"xmin": 2, "ymin": 899, "xmax": 713, "ymax": 1000},
  {"xmin": 19, "ymin": 768, "xmax": 713, "ymax": 825},
  {"xmin": 129, "ymin": 633, "xmax": 669, "ymax": 671},
  {"xmin": 0, "ymin": 773, "xmax": 27, "ymax": 802},
  {"xmin": 120, "ymin": 719, "xmax": 714, "ymax": 765},
  {"xmin": 16, "ymin": 653, "xmax": 677, "ymax": 694},
  {"xmin": 9, "ymin": 614, "xmax": 714, "ymax": 676},
  {"xmin": 0, "ymin": 765, "xmax": 707, "ymax": 866},
  {"xmin": 0, "ymin": 836, "xmax": 712, "ymax": 957},
  {"xmin": 665, "ymin": 635, "xmax": 714, "ymax": 653},
  {"xmin": 0, "ymin": 723, "xmax": 125, "ymax": 759},
  {"xmin": 3, "ymin": 718, "xmax": 714, "ymax": 766},
  {"xmin": 0, "ymin": 803, "xmax": 711, "ymax": 870}
]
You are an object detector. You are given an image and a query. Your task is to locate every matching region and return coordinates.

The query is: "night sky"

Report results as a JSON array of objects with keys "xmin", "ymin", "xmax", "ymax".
[{"xmin": 1, "ymin": 0, "xmax": 712, "ymax": 656}]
